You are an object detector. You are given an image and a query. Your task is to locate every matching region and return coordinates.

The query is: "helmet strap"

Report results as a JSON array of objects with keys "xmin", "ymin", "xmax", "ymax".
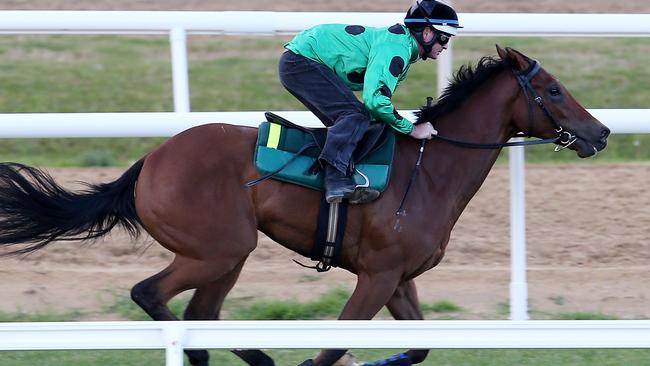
[{"xmin": 412, "ymin": 27, "xmax": 436, "ymax": 60}]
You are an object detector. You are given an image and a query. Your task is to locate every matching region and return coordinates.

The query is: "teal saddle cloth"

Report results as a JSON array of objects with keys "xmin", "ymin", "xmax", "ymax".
[{"xmin": 253, "ymin": 113, "xmax": 395, "ymax": 192}]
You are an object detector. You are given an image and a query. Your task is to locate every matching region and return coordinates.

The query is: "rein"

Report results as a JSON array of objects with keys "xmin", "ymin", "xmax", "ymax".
[
  {"xmin": 431, "ymin": 133, "xmax": 559, "ymax": 149},
  {"xmin": 395, "ymin": 97, "xmax": 432, "ymax": 221}
]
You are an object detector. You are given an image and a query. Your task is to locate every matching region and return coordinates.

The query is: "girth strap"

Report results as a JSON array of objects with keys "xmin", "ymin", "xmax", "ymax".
[{"xmin": 310, "ymin": 197, "xmax": 348, "ymax": 272}]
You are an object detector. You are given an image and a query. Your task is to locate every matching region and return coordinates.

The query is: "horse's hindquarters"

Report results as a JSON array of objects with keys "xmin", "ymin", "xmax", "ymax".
[{"xmin": 135, "ymin": 123, "xmax": 260, "ymax": 258}]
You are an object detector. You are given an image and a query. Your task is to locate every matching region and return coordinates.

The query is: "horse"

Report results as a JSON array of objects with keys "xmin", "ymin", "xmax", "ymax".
[{"xmin": 0, "ymin": 45, "xmax": 609, "ymax": 366}]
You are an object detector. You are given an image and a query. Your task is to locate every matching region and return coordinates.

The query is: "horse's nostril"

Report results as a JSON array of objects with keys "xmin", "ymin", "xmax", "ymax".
[{"xmin": 601, "ymin": 128, "xmax": 611, "ymax": 139}]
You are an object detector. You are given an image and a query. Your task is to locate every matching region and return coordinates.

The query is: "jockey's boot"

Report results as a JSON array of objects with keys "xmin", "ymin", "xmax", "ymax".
[
  {"xmin": 324, "ymin": 165, "xmax": 381, "ymax": 204},
  {"xmin": 349, "ymin": 185, "xmax": 380, "ymax": 205},
  {"xmin": 324, "ymin": 164, "xmax": 356, "ymax": 204}
]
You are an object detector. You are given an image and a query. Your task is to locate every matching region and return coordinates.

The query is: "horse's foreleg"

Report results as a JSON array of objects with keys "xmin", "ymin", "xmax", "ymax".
[
  {"xmin": 382, "ymin": 280, "xmax": 429, "ymax": 365},
  {"xmin": 386, "ymin": 280, "xmax": 423, "ymax": 320},
  {"xmin": 303, "ymin": 272, "xmax": 401, "ymax": 366}
]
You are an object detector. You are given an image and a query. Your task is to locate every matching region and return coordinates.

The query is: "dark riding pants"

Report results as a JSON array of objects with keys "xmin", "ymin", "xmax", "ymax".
[{"xmin": 278, "ymin": 50, "xmax": 371, "ymax": 174}]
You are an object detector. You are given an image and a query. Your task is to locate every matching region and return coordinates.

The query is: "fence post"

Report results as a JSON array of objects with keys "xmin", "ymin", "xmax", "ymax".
[
  {"xmin": 436, "ymin": 43, "xmax": 453, "ymax": 97},
  {"xmin": 163, "ymin": 324, "xmax": 186, "ymax": 366},
  {"xmin": 509, "ymin": 143, "xmax": 529, "ymax": 320},
  {"xmin": 169, "ymin": 27, "xmax": 191, "ymax": 113}
]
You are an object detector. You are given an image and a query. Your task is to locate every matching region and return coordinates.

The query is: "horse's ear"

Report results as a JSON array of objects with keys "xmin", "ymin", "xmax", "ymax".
[
  {"xmin": 495, "ymin": 44, "xmax": 508, "ymax": 60},
  {"xmin": 496, "ymin": 46, "xmax": 531, "ymax": 72}
]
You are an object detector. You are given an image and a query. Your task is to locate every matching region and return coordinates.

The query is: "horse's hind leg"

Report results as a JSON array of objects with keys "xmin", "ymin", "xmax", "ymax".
[
  {"xmin": 130, "ymin": 252, "xmax": 259, "ymax": 366},
  {"xmin": 181, "ymin": 258, "xmax": 247, "ymax": 366},
  {"xmin": 182, "ymin": 257, "xmax": 275, "ymax": 366}
]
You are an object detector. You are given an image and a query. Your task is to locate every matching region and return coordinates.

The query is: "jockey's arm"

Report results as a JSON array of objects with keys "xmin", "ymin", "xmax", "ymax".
[{"xmin": 362, "ymin": 43, "xmax": 414, "ymax": 135}]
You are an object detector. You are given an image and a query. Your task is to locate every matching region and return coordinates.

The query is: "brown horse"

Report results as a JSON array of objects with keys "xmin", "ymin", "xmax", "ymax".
[{"xmin": 0, "ymin": 46, "xmax": 608, "ymax": 366}]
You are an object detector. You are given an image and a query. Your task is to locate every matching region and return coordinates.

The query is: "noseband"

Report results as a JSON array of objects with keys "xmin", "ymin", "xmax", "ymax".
[{"xmin": 513, "ymin": 60, "xmax": 577, "ymax": 151}]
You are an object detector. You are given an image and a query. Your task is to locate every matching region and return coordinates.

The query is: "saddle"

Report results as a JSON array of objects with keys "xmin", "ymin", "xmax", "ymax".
[
  {"xmin": 252, "ymin": 112, "xmax": 395, "ymax": 192},
  {"xmin": 249, "ymin": 112, "xmax": 397, "ymax": 271}
]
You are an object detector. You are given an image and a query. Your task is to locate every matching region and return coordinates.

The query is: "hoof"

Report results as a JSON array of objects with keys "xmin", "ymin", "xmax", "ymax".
[
  {"xmin": 360, "ymin": 352, "xmax": 412, "ymax": 366},
  {"xmin": 333, "ymin": 352, "xmax": 359, "ymax": 366}
]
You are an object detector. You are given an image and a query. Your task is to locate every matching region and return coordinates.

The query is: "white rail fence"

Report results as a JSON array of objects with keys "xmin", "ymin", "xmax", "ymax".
[
  {"xmin": 0, "ymin": 11, "xmax": 649, "ymax": 361},
  {"xmin": 3, "ymin": 320, "xmax": 650, "ymax": 366},
  {"xmin": 0, "ymin": 109, "xmax": 646, "ymax": 137}
]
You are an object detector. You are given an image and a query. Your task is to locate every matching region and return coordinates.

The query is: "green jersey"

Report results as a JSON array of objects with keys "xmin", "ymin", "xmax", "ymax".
[{"xmin": 285, "ymin": 24, "xmax": 420, "ymax": 134}]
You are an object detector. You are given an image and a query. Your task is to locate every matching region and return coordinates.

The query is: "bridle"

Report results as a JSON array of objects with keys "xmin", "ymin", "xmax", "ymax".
[
  {"xmin": 430, "ymin": 59, "xmax": 578, "ymax": 150},
  {"xmin": 513, "ymin": 60, "xmax": 578, "ymax": 151}
]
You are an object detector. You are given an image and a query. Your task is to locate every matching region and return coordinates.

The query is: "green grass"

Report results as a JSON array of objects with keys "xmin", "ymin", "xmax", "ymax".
[
  {"xmin": 0, "ymin": 309, "xmax": 86, "ymax": 322},
  {"xmin": 0, "ymin": 289, "xmax": 452, "ymax": 323},
  {"xmin": 105, "ymin": 287, "xmax": 351, "ymax": 321},
  {"xmin": 103, "ymin": 289, "xmax": 193, "ymax": 321},
  {"xmin": 553, "ymin": 312, "xmax": 619, "ymax": 320},
  {"xmin": 0, "ymin": 289, "xmax": 631, "ymax": 323},
  {"xmin": 104, "ymin": 289, "xmax": 465, "ymax": 321},
  {"xmin": 0, "ymin": 137, "xmax": 166, "ymax": 167},
  {"xmin": 0, "ymin": 35, "xmax": 648, "ymax": 166},
  {"xmin": 229, "ymin": 288, "xmax": 350, "ymax": 320},
  {"xmin": 3, "ymin": 346, "xmax": 650, "ymax": 366},
  {"xmin": 421, "ymin": 300, "xmax": 463, "ymax": 314},
  {"xmin": 0, "ymin": 349, "xmax": 167, "ymax": 366}
]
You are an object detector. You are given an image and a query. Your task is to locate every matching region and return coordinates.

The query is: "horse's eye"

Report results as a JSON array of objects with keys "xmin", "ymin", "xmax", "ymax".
[{"xmin": 549, "ymin": 87, "xmax": 562, "ymax": 97}]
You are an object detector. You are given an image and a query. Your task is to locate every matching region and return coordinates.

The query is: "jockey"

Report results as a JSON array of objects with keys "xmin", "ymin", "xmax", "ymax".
[{"xmin": 279, "ymin": 0, "xmax": 462, "ymax": 204}]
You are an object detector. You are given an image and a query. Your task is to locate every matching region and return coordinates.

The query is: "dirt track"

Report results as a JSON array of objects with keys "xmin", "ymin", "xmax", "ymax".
[
  {"xmin": 0, "ymin": 1, "xmax": 648, "ymax": 320},
  {"xmin": 1, "ymin": 163, "xmax": 649, "ymax": 319}
]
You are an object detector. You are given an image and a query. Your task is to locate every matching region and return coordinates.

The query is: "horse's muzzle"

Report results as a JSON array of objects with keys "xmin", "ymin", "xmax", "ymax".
[{"xmin": 570, "ymin": 124, "xmax": 609, "ymax": 158}]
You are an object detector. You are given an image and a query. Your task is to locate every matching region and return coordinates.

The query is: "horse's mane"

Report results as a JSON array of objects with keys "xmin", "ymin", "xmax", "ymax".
[{"xmin": 416, "ymin": 56, "xmax": 510, "ymax": 124}]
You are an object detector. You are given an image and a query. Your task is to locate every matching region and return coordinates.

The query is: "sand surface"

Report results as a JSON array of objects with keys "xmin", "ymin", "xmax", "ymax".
[{"xmin": 1, "ymin": 163, "xmax": 648, "ymax": 319}]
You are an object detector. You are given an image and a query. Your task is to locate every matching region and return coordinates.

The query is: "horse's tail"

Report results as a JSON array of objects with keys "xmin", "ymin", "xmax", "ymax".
[{"xmin": 0, "ymin": 159, "xmax": 145, "ymax": 256}]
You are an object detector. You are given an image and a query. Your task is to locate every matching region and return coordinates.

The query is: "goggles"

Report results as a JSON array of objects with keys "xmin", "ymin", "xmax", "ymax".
[{"xmin": 436, "ymin": 32, "xmax": 451, "ymax": 45}]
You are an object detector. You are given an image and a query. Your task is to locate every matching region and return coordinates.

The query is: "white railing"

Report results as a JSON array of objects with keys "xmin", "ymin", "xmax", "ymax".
[
  {"xmin": 2, "ymin": 320, "xmax": 650, "ymax": 366},
  {"xmin": 0, "ymin": 11, "xmax": 648, "ymax": 354},
  {"xmin": 3, "ymin": 11, "xmax": 649, "ymax": 35},
  {"xmin": 0, "ymin": 109, "xmax": 646, "ymax": 137}
]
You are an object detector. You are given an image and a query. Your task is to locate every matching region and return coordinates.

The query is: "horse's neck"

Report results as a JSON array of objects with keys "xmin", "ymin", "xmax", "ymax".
[{"xmin": 419, "ymin": 76, "xmax": 517, "ymax": 223}]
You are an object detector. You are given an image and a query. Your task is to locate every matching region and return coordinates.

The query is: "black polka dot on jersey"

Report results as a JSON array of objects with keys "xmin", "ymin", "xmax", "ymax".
[
  {"xmin": 345, "ymin": 25, "xmax": 365, "ymax": 35},
  {"xmin": 347, "ymin": 71, "xmax": 365, "ymax": 84},
  {"xmin": 389, "ymin": 56, "xmax": 405, "ymax": 77},
  {"xmin": 380, "ymin": 85, "xmax": 392, "ymax": 98},
  {"xmin": 388, "ymin": 24, "xmax": 406, "ymax": 35}
]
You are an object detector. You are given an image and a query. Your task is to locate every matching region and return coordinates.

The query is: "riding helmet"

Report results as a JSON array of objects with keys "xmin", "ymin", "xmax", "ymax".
[{"xmin": 404, "ymin": 0, "xmax": 463, "ymax": 36}]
